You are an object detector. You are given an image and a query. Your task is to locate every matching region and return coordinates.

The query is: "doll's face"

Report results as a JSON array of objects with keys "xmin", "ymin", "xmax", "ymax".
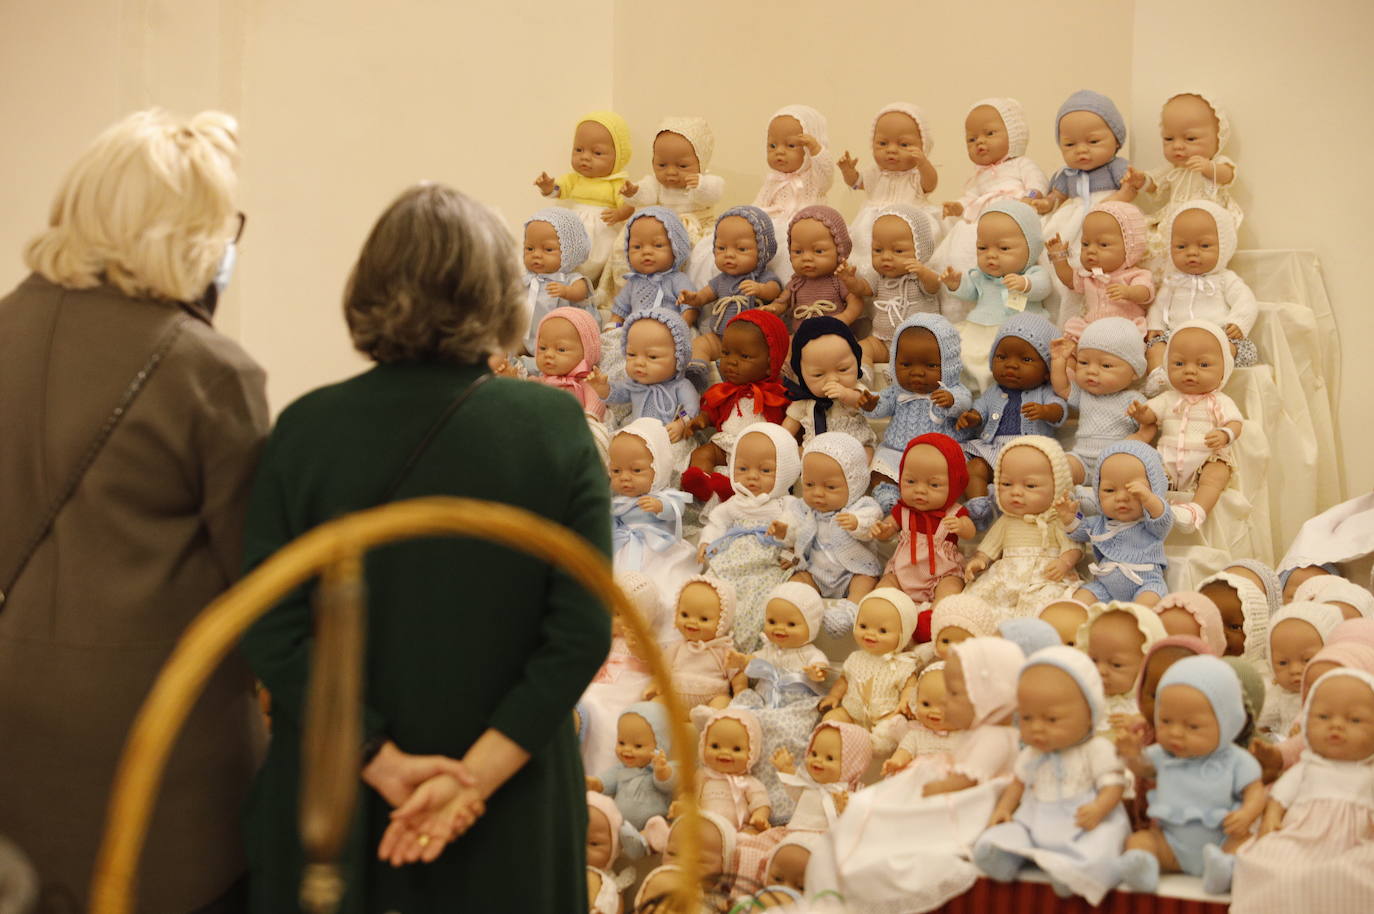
[
  {"xmin": 628, "ymin": 216, "xmax": 677, "ymax": 276},
  {"xmin": 766, "ymin": 844, "xmax": 810, "ymax": 893},
  {"xmin": 964, "ymin": 105, "xmax": 1010, "ymax": 166},
  {"xmin": 1138, "ymin": 646, "xmax": 1193, "ymax": 727},
  {"xmin": 854, "ymin": 598, "xmax": 903, "ymax": 655},
  {"xmin": 914, "ymin": 669, "xmax": 948, "ymax": 731},
  {"xmin": 652, "ymin": 130, "xmax": 701, "ymax": 190},
  {"xmin": 703, "ymin": 717, "xmax": 752, "ymax": 774},
  {"xmin": 1303, "ymin": 660, "xmax": 1341, "ymax": 700},
  {"xmin": 871, "ymin": 214, "xmax": 920, "ymax": 279},
  {"xmin": 764, "ymin": 598, "xmax": 813, "ymax": 649},
  {"xmin": 535, "ymin": 316, "xmax": 585, "ymax": 378},
  {"xmin": 1283, "ymin": 565, "xmax": 1332, "ymax": 603},
  {"xmin": 732, "ymin": 431, "xmax": 779, "ymax": 496},
  {"xmin": 616, "ymin": 712, "xmax": 658, "ymax": 768},
  {"xmin": 892, "ymin": 326, "xmax": 943, "ymax": 394},
  {"xmin": 608, "ymin": 433, "xmax": 655, "ymax": 497},
  {"xmin": 1058, "ymin": 109, "xmax": 1119, "ymax": 171},
  {"xmin": 1040, "ymin": 602, "xmax": 1088, "ymax": 646},
  {"xmin": 991, "ymin": 335, "xmax": 1049, "ymax": 391},
  {"xmin": 1158, "ymin": 607, "xmax": 1201, "ymax": 640},
  {"xmin": 995, "ymin": 445, "xmax": 1057, "ymax": 517},
  {"xmin": 1079, "ymin": 210, "xmax": 1128, "ymax": 273},
  {"xmin": 801, "ymin": 451, "xmax": 850, "ymax": 512},
  {"xmin": 586, "ymin": 805, "xmax": 613, "ymax": 869},
  {"xmin": 663, "ymin": 815, "xmax": 725, "ymax": 873},
  {"xmin": 1155, "ymin": 684, "xmax": 1221, "ymax": 757},
  {"xmin": 805, "ymin": 724, "xmax": 844, "ymax": 783},
  {"xmin": 942, "ymin": 652, "xmax": 976, "ymax": 730},
  {"xmin": 713, "ymin": 215, "xmax": 760, "ymax": 277},
  {"xmin": 872, "ymin": 110, "xmax": 924, "ymax": 171},
  {"xmin": 571, "ymin": 119, "xmax": 617, "ymax": 179},
  {"xmin": 1200, "ymin": 581, "xmax": 1247, "ymax": 656},
  {"xmin": 1271, "ymin": 618, "xmax": 1323, "ymax": 692},
  {"xmin": 676, "ymin": 581, "xmax": 723, "ymax": 642},
  {"xmin": 1160, "ymin": 94, "xmax": 1221, "ymax": 167},
  {"xmin": 1097, "ymin": 453, "xmax": 1151, "ymax": 523},
  {"xmin": 1088, "ymin": 610, "xmax": 1148, "ymax": 696},
  {"xmin": 767, "ymin": 115, "xmax": 807, "ymax": 174},
  {"xmin": 1074, "ymin": 347, "xmax": 1137, "ymax": 396},
  {"xmin": 638, "ymin": 869, "xmax": 682, "ymax": 913},
  {"xmin": 935, "ymin": 625, "xmax": 973, "ymax": 661},
  {"xmin": 718, "ymin": 319, "xmax": 771, "ymax": 386},
  {"xmin": 1166, "ymin": 327, "xmax": 1226, "ymax": 396},
  {"xmin": 975, "ymin": 211, "xmax": 1030, "ymax": 277},
  {"xmin": 523, "ymin": 219, "xmax": 562, "ymax": 274},
  {"xmin": 1307, "ymin": 675, "xmax": 1374, "ymax": 762},
  {"xmin": 1018, "ymin": 664, "xmax": 1094, "ymax": 752},
  {"xmin": 899, "ymin": 443, "xmax": 952, "ymax": 512},
  {"xmin": 799, "ymin": 334, "xmax": 860, "ymax": 398},
  {"xmin": 788, "ymin": 218, "xmax": 841, "ymax": 279},
  {"xmin": 1170, "ymin": 207, "xmax": 1221, "ymax": 275},
  {"xmin": 625, "ymin": 318, "xmax": 679, "ymax": 385}
]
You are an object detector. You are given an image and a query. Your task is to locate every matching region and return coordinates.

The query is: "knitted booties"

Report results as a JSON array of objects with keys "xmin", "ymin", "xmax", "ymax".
[
  {"xmin": 1118, "ymin": 849, "xmax": 1160, "ymax": 892},
  {"xmin": 640, "ymin": 815, "xmax": 670, "ymax": 854},
  {"xmin": 1201, "ymin": 844, "xmax": 1235, "ymax": 895},
  {"xmin": 972, "ymin": 840, "xmax": 1022, "ymax": 882},
  {"xmin": 1144, "ymin": 366, "xmax": 1170, "ymax": 397},
  {"xmin": 708, "ymin": 471, "xmax": 734, "ymax": 502},
  {"xmin": 873, "ymin": 481, "xmax": 901, "ymax": 515},
  {"xmin": 822, "ymin": 599, "xmax": 858, "ymax": 638},
  {"xmin": 1171, "ymin": 501, "xmax": 1208, "ymax": 533},
  {"xmin": 680, "ymin": 466, "xmax": 715, "ymax": 503}
]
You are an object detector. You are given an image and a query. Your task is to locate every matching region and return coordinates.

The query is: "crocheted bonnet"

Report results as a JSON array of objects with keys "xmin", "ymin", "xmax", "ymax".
[
  {"xmin": 1021, "ymin": 644, "xmax": 1107, "ymax": 733},
  {"xmin": 770, "ymin": 104, "xmax": 830, "ymax": 156},
  {"xmin": 656, "ymin": 115, "xmax": 714, "ymax": 170},
  {"xmin": 1270, "ymin": 601, "xmax": 1345, "ymax": 676},
  {"xmin": 968, "ymin": 97, "xmax": 1028, "ymax": 158},
  {"xmin": 766, "ymin": 581, "xmax": 825, "ymax": 644},
  {"xmin": 714, "ymin": 205, "xmax": 778, "ymax": 282},
  {"xmin": 873, "ymin": 101, "xmax": 934, "ymax": 156},
  {"xmin": 537, "ymin": 306, "xmax": 601, "ymax": 366},
  {"xmin": 857, "ymin": 587, "xmax": 921, "ymax": 647},
  {"xmin": 1055, "ymin": 89, "xmax": 1127, "ymax": 147},
  {"xmin": 990, "ymin": 311, "xmax": 1056, "ymax": 374},
  {"xmin": 803, "ymin": 432, "xmax": 871, "ymax": 509},
  {"xmin": 728, "ymin": 308, "xmax": 789, "ymax": 381},
  {"xmin": 1162, "ymin": 90, "xmax": 1231, "ymax": 155},
  {"xmin": 1199, "ymin": 564, "xmax": 1273, "ymax": 664},
  {"xmin": 728, "ymin": 422, "xmax": 802, "ymax": 499},
  {"xmin": 676, "ymin": 574, "xmax": 737, "ymax": 637},
  {"xmin": 1077, "ymin": 315, "xmax": 1146, "ymax": 378},
  {"xmin": 625, "ymin": 205, "xmax": 693, "ymax": 270},
  {"xmin": 1155, "ymin": 591, "xmax": 1227, "ymax": 656},
  {"xmin": 871, "ymin": 203, "xmax": 936, "ymax": 262},
  {"xmin": 1078, "ymin": 600, "xmax": 1169, "ymax": 656},
  {"xmin": 699, "ymin": 707, "xmax": 763, "ymax": 769},
  {"xmin": 889, "ymin": 313, "xmax": 962, "ymax": 390},
  {"xmin": 1094, "ymin": 439, "xmax": 1170, "ymax": 503},
  {"xmin": 1086, "ymin": 201, "xmax": 1148, "ymax": 270},
  {"xmin": 899, "ymin": 432, "xmax": 969, "ymax": 512},
  {"xmin": 1296, "ymin": 575, "xmax": 1374, "ymax": 619},
  {"xmin": 952, "ymin": 636, "xmax": 1026, "ymax": 727},
  {"xmin": 931, "ymin": 593, "xmax": 999, "ymax": 641},
  {"xmin": 1305, "ymin": 668, "xmax": 1374, "ymax": 759},
  {"xmin": 587, "ymin": 790, "xmax": 625, "ymax": 863},
  {"xmin": 615, "ymin": 569, "xmax": 663, "ymax": 636},
  {"xmin": 577, "ymin": 110, "xmax": 632, "ymax": 175},
  {"xmin": 981, "ymin": 199, "xmax": 1044, "ymax": 266},
  {"xmin": 809, "ymin": 720, "xmax": 873, "ymax": 789},
  {"xmin": 622, "ymin": 306, "xmax": 692, "ymax": 377},
  {"xmin": 1163, "ymin": 199, "xmax": 1238, "ymax": 272},
  {"xmin": 789, "ymin": 204, "xmax": 853, "ymax": 261},
  {"xmin": 992, "ymin": 434, "xmax": 1073, "ymax": 516},
  {"xmin": 616, "ymin": 417, "xmax": 673, "ymax": 493},
  {"xmin": 1156, "ymin": 654, "xmax": 1247, "ymax": 746},
  {"xmin": 1166, "ymin": 319, "xmax": 1235, "ymax": 387},
  {"xmin": 524, "ymin": 207, "xmax": 591, "ymax": 272}
]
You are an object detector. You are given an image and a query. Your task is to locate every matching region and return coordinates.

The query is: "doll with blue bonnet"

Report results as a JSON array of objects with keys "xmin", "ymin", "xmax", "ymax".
[
  {"xmin": 609, "ymin": 207, "xmax": 696, "ymax": 326},
  {"xmin": 1049, "ymin": 316, "xmax": 1150, "ymax": 485},
  {"xmin": 679, "ymin": 206, "xmax": 782, "ymax": 365},
  {"xmin": 520, "ymin": 208, "xmax": 592, "ymax": 354},
  {"xmin": 782, "ymin": 317, "xmax": 878, "ymax": 457},
  {"xmin": 975, "ymin": 646, "xmax": 1131, "ymax": 904},
  {"xmin": 586, "ymin": 701, "xmax": 677, "ymax": 831},
  {"xmin": 593, "ymin": 308, "xmax": 698, "ymax": 444},
  {"xmin": 534, "ymin": 111, "xmax": 633, "ymax": 283},
  {"xmin": 609, "ymin": 419, "xmax": 696, "ymax": 605},
  {"xmin": 840, "ymin": 102, "xmax": 943, "ymax": 270},
  {"xmin": 767, "ymin": 205, "xmax": 866, "ymax": 331},
  {"xmin": 857, "ymin": 206, "xmax": 943, "ymax": 367},
  {"xmin": 1116, "ymin": 655, "xmax": 1266, "ymax": 895}
]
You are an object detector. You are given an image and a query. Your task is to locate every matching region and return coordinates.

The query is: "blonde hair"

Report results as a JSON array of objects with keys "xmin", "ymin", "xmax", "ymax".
[
  {"xmin": 344, "ymin": 183, "xmax": 524, "ymax": 365},
  {"xmin": 25, "ymin": 108, "xmax": 240, "ymax": 302}
]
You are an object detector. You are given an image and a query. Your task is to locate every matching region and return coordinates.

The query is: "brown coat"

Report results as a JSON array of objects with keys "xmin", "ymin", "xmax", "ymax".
[{"xmin": 0, "ymin": 274, "xmax": 269, "ymax": 912}]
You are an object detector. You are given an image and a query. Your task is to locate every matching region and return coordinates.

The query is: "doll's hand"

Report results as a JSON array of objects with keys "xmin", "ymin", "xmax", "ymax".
[
  {"xmin": 955, "ymin": 409, "xmax": 981, "ymax": 431},
  {"xmin": 738, "ymin": 279, "xmax": 765, "ymax": 297},
  {"xmin": 1042, "ymin": 556, "xmax": 1073, "ymax": 582},
  {"xmin": 1021, "ymin": 401, "xmax": 1052, "ymax": 421},
  {"xmin": 745, "ymin": 808, "xmax": 772, "ymax": 833},
  {"xmin": 963, "ymin": 554, "xmax": 989, "ymax": 583},
  {"xmin": 1051, "ymin": 336, "xmax": 1077, "ymax": 364},
  {"xmin": 836, "ymin": 261, "xmax": 865, "ymax": 295},
  {"xmin": 1105, "ymin": 282, "xmax": 1131, "ymax": 302},
  {"xmin": 1223, "ymin": 805, "xmax": 1259, "ymax": 838},
  {"xmin": 534, "ymin": 172, "xmax": 556, "ymax": 195},
  {"xmin": 882, "ymin": 750, "xmax": 913, "ymax": 778},
  {"xmin": 1045, "ymin": 234, "xmax": 1068, "ymax": 258},
  {"xmin": 683, "ymin": 173, "xmax": 701, "ymax": 189},
  {"xmin": 822, "ymin": 380, "xmax": 862, "ymax": 407},
  {"xmin": 940, "ymin": 265, "xmax": 962, "ymax": 290},
  {"xmin": 930, "ymin": 388, "xmax": 956, "ymax": 408},
  {"xmin": 637, "ymin": 495, "xmax": 664, "ymax": 514},
  {"xmin": 987, "ymin": 805, "xmax": 1015, "ymax": 827},
  {"xmin": 871, "ymin": 518, "xmax": 898, "ymax": 540},
  {"xmin": 727, "ymin": 649, "xmax": 751, "ymax": 671},
  {"xmin": 1024, "ymin": 196, "xmax": 1053, "ymax": 216},
  {"xmin": 1114, "ymin": 729, "xmax": 1143, "ymax": 762},
  {"xmin": 1224, "ymin": 322, "xmax": 1243, "ymax": 341},
  {"xmin": 643, "ymin": 683, "xmax": 662, "ymax": 700},
  {"xmin": 837, "ymin": 150, "xmax": 860, "ymax": 187},
  {"xmin": 678, "ymin": 288, "xmax": 703, "ymax": 308},
  {"xmin": 1123, "ymin": 479, "xmax": 1151, "ymax": 502},
  {"xmin": 666, "ymin": 418, "xmax": 688, "ymax": 443},
  {"xmin": 585, "ymin": 775, "xmax": 603, "ymax": 792},
  {"xmin": 762, "ymin": 299, "xmax": 788, "ymax": 315},
  {"xmin": 1204, "ymin": 430, "xmax": 1230, "ymax": 450},
  {"xmin": 1250, "ymin": 739, "xmax": 1284, "ymax": 785},
  {"xmin": 1001, "ymin": 273, "xmax": 1030, "ymax": 293},
  {"xmin": 667, "ymin": 798, "xmax": 685, "ymax": 821},
  {"xmin": 696, "ymin": 542, "xmax": 709, "ymax": 567},
  {"xmin": 602, "ymin": 203, "xmax": 634, "ymax": 225},
  {"xmin": 836, "ymin": 512, "xmax": 858, "ymax": 531},
  {"xmin": 1126, "ymin": 400, "xmax": 1155, "ymax": 426},
  {"xmin": 621, "ymin": 179, "xmax": 640, "ymax": 198},
  {"xmin": 1184, "ymin": 155, "xmax": 1213, "ymax": 175},
  {"xmin": 833, "ymin": 790, "xmax": 850, "ymax": 816},
  {"xmin": 943, "ymin": 201, "xmax": 964, "ymax": 219},
  {"xmin": 586, "ymin": 367, "xmax": 610, "ymax": 398},
  {"xmin": 1122, "ymin": 167, "xmax": 1147, "ymax": 191},
  {"xmin": 937, "ymin": 514, "xmax": 963, "ymax": 534},
  {"xmin": 771, "ymin": 746, "xmax": 796, "ymax": 775},
  {"xmin": 1054, "ymin": 492, "xmax": 1079, "ymax": 526},
  {"xmin": 767, "ymin": 520, "xmax": 788, "ymax": 540},
  {"xmin": 798, "ymin": 133, "xmax": 822, "ymax": 156},
  {"xmin": 805, "ymin": 662, "xmax": 829, "ymax": 683},
  {"xmin": 1074, "ymin": 798, "xmax": 1111, "ymax": 831},
  {"xmin": 779, "ymin": 552, "xmax": 799, "ymax": 570},
  {"xmin": 652, "ymin": 750, "xmax": 672, "ymax": 781}
]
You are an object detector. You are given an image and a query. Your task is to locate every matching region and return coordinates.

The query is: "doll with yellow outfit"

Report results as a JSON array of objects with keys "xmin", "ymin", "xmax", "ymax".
[
  {"xmin": 534, "ymin": 111, "xmax": 632, "ymax": 283},
  {"xmin": 752, "ymin": 104, "xmax": 835, "ymax": 281},
  {"xmin": 819, "ymin": 587, "xmax": 922, "ymax": 755}
]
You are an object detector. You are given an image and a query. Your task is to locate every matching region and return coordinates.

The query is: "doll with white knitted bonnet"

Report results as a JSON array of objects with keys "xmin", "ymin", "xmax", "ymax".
[
  {"xmin": 1258, "ymin": 601, "xmax": 1345, "ymax": 742},
  {"xmin": 752, "ymin": 104, "xmax": 835, "ymax": 281},
  {"xmin": 1049, "ymin": 316, "xmax": 1150, "ymax": 485},
  {"xmin": 609, "ymin": 418, "xmax": 696, "ymax": 607},
  {"xmin": 580, "ymin": 570, "xmax": 663, "ymax": 776},
  {"xmin": 533, "ymin": 111, "xmax": 633, "ymax": 283},
  {"xmin": 745, "ymin": 581, "xmax": 830, "ymax": 681},
  {"xmin": 520, "ymin": 208, "xmax": 593, "ymax": 355},
  {"xmin": 1049, "ymin": 202, "xmax": 1155, "ymax": 340},
  {"xmin": 1294, "ymin": 574, "xmax": 1374, "ymax": 622},
  {"xmin": 1198, "ymin": 559, "xmax": 1279, "ymax": 664},
  {"xmin": 856, "ymin": 205, "xmax": 943, "ymax": 366},
  {"xmin": 645, "ymin": 575, "xmax": 746, "ymax": 712},
  {"xmin": 819, "ymin": 587, "xmax": 922, "ymax": 754},
  {"xmin": 1076, "ymin": 601, "xmax": 1169, "ymax": 738}
]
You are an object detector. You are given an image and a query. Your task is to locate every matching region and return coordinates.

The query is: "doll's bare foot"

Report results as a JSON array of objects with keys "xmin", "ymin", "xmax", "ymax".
[
  {"xmin": 1067, "ymin": 454, "xmax": 1087, "ymax": 485},
  {"xmin": 859, "ymin": 335, "xmax": 889, "ymax": 366},
  {"xmin": 966, "ymin": 458, "xmax": 992, "ymax": 498}
]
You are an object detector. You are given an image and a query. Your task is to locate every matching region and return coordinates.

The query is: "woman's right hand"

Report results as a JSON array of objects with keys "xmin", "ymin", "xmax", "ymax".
[
  {"xmin": 362, "ymin": 741, "xmax": 477, "ymax": 809},
  {"xmin": 378, "ymin": 774, "xmax": 486, "ymax": 866}
]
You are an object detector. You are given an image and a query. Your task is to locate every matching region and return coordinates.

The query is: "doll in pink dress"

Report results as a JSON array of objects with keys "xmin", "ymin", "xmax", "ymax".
[
  {"xmin": 645, "ymin": 576, "xmax": 746, "ymax": 712},
  {"xmin": 1049, "ymin": 201, "xmax": 1155, "ymax": 339}
]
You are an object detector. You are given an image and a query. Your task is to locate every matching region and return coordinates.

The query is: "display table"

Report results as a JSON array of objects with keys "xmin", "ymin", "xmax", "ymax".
[{"xmin": 938, "ymin": 869, "xmax": 1227, "ymax": 914}]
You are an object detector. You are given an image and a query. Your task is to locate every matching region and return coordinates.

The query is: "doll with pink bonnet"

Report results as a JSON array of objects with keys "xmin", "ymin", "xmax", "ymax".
[
  {"xmin": 1154, "ymin": 591, "xmax": 1228, "ymax": 655},
  {"xmin": 770, "ymin": 720, "xmax": 873, "ymax": 833},
  {"xmin": 752, "ymin": 105, "xmax": 835, "ymax": 281},
  {"xmin": 531, "ymin": 307, "xmax": 606, "ymax": 421},
  {"xmin": 586, "ymin": 791, "xmax": 644, "ymax": 914},
  {"xmin": 646, "ymin": 576, "xmax": 746, "ymax": 712},
  {"xmin": 676, "ymin": 707, "xmax": 772, "ymax": 834},
  {"xmin": 767, "ymin": 205, "xmax": 866, "ymax": 330},
  {"xmin": 1048, "ymin": 201, "xmax": 1155, "ymax": 339}
]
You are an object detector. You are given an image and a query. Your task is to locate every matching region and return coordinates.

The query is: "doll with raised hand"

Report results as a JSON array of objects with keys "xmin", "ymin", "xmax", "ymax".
[
  {"xmin": 974, "ymin": 647, "xmax": 1131, "ymax": 904},
  {"xmin": 520, "ymin": 208, "xmax": 592, "ymax": 354},
  {"xmin": 955, "ymin": 313, "xmax": 1066, "ymax": 498},
  {"xmin": 646, "ymin": 576, "xmax": 746, "ymax": 712},
  {"xmin": 673, "ymin": 707, "xmax": 773, "ymax": 834},
  {"xmin": 586, "ymin": 702, "xmax": 678, "ymax": 830},
  {"xmin": 770, "ymin": 433, "xmax": 883, "ymax": 603},
  {"xmin": 608, "ymin": 208, "xmax": 696, "ymax": 326},
  {"xmin": 1129, "ymin": 320, "xmax": 1244, "ymax": 532},
  {"xmin": 1049, "ymin": 317, "xmax": 1149, "ymax": 485},
  {"xmin": 1076, "ymin": 602, "xmax": 1168, "ymax": 739},
  {"xmin": 1048, "ymin": 202, "xmax": 1154, "ymax": 340},
  {"xmin": 1257, "ymin": 601, "xmax": 1344, "ymax": 742},
  {"xmin": 782, "ymin": 317, "xmax": 877, "ymax": 457},
  {"xmin": 681, "ymin": 309, "xmax": 790, "ymax": 504},
  {"xmin": 858, "ymin": 205, "xmax": 943, "ymax": 366},
  {"xmin": 819, "ymin": 587, "xmax": 921, "ymax": 755},
  {"xmin": 753, "ymin": 105, "xmax": 834, "ymax": 275},
  {"xmin": 1031, "ymin": 91, "xmax": 1133, "ymax": 261},
  {"xmin": 883, "ymin": 661, "xmax": 958, "ymax": 776},
  {"xmin": 771, "ymin": 720, "xmax": 872, "ymax": 833},
  {"xmin": 841, "ymin": 102, "xmax": 943, "ymax": 268},
  {"xmin": 679, "ymin": 206, "xmax": 782, "ymax": 365},
  {"xmin": 594, "ymin": 308, "xmax": 698, "ymax": 442},
  {"xmin": 1116, "ymin": 655, "xmax": 1266, "ymax": 895},
  {"xmin": 608, "ymin": 419, "xmax": 696, "ymax": 601},
  {"xmin": 766, "ymin": 205, "xmax": 866, "ymax": 331},
  {"xmin": 533, "ymin": 111, "xmax": 632, "ymax": 282}
]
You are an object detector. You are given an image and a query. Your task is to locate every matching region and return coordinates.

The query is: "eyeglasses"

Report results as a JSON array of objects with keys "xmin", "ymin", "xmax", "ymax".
[{"xmin": 231, "ymin": 211, "xmax": 246, "ymax": 244}]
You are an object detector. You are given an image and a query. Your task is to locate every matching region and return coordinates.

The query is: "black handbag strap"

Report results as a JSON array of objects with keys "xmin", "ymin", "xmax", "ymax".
[
  {"xmin": 379, "ymin": 372, "xmax": 492, "ymax": 504},
  {"xmin": 0, "ymin": 317, "xmax": 189, "ymax": 611}
]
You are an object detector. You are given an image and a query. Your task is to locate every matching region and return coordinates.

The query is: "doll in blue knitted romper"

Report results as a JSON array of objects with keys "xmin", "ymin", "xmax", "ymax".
[
  {"xmin": 863, "ymin": 313, "xmax": 971, "ymax": 513},
  {"xmin": 954, "ymin": 312, "xmax": 1067, "ymax": 498},
  {"xmin": 679, "ymin": 205, "xmax": 783, "ymax": 366},
  {"xmin": 1063, "ymin": 440, "xmax": 1173, "ymax": 608},
  {"xmin": 586, "ymin": 701, "xmax": 678, "ymax": 831},
  {"xmin": 520, "ymin": 208, "xmax": 593, "ymax": 355},
  {"xmin": 610, "ymin": 207, "xmax": 697, "ymax": 325},
  {"xmin": 1049, "ymin": 316, "xmax": 1150, "ymax": 486}
]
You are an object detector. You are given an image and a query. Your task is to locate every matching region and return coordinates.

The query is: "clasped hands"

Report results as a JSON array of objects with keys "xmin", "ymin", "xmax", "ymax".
[{"xmin": 363, "ymin": 741, "xmax": 485, "ymax": 868}]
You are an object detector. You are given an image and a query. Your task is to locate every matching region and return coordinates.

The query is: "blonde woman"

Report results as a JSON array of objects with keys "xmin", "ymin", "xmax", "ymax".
[{"xmin": 0, "ymin": 109, "xmax": 267, "ymax": 912}]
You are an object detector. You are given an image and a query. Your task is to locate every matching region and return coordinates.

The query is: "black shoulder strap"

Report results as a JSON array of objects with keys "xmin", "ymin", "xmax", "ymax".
[{"xmin": 378, "ymin": 372, "xmax": 492, "ymax": 504}]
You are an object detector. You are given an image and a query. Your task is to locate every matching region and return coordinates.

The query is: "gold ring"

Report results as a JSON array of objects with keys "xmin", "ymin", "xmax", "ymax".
[{"xmin": 417, "ymin": 834, "xmax": 431, "ymax": 848}]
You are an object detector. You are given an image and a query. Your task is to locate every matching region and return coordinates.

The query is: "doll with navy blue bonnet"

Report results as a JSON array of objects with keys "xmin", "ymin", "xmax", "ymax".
[{"xmin": 781, "ymin": 317, "xmax": 878, "ymax": 458}]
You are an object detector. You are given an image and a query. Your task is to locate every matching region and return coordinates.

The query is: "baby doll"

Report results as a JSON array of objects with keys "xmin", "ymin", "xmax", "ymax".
[
  {"xmin": 621, "ymin": 117, "xmax": 723, "ymax": 241},
  {"xmin": 1155, "ymin": 590, "xmax": 1228, "ymax": 656},
  {"xmin": 753, "ymin": 104, "xmax": 835, "ymax": 277},
  {"xmin": 697, "ymin": 423, "xmax": 802, "ymax": 651},
  {"xmin": 1281, "ymin": 564, "xmax": 1339, "ymax": 604},
  {"xmin": 1233, "ymin": 668, "xmax": 1374, "ymax": 914},
  {"xmin": 609, "ymin": 207, "xmax": 696, "ymax": 325},
  {"xmin": 646, "ymin": 576, "xmax": 746, "ymax": 711},
  {"xmin": 770, "ymin": 433, "xmax": 883, "ymax": 602},
  {"xmin": 1254, "ymin": 639, "xmax": 1374, "ymax": 781},
  {"xmin": 679, "ymin": 206, "xmax": 782, "ymax": 364},
  {"xmin": 587, "ymin": 792, "xmax": 639, "ymax": 914},
  {"xmin": 1077, "ymin": 601, "xmax": 1168, "ymax": 738},
  {"xmin": 1066, "ymin": 440, "xmax": 1174, "ymax": 607},
  {"xmin": 942, "ymin": 201, "xmax": 1053, "ymax": 390},
  {"xmin": 781, "ymin": 317, "xmax": 878, "ymax": 455},
  {"xmin": 766, "ymin": 205, "xmax": 865, "ymax": 330},
  {"xmin": 1117, "ymin": 655, "xmax": 1266, "ymax": 895},
  {"xmin": 597, "ymin": 308, "xmax": 698, "ymax": 443},
  {"xmin": 929, "ymin": 594, "xmax": 1000, "ymax": 661},
  {"xmin": 963, "ymin": 436, "xmax": 1083, "ymax": 618},
  {"xmin": 1049, "ymin": 316, "xmax": 1149, "ymax": 484},
  {"xmin": 1131, "ymin": 320, "xmax": 1244, "ymax": 532},
  {"xmin": 531, "ymin": 307, "xmax": 607, "ymax": 422},
  {"xmin": 1049, "ymin": 202, "xmax": 1154, "ymax": 339},
  {"xmin": 865, "ymin": 315, "xmax": 971, "ymax": 503},
  {"xmin": 747, "ymin": 581, "xmax": 830, "ymax": 681},
  {"xmin": 587, "ymin": 702, "xmax": 677, "ymax": 830},
  {"xmin": 581, "ymin": 571, "xmax": 661, "ymax": 775},
  {"xmin": 858, "ymin": 205, "xmax": 943, "ymax": 365},
  {"xmin": 681, "ymin": 309, "xmax": 790, "ymax": 504},
  {"xmin": 1257, "ymin": 601, "xmax": 1344, "ymax": 742},
  {"xmin": 608, "ymin": 419, "xmax": 696, "ymax": 603},
  {"xmin": 684, "ymin": 707, "xmax": 773, "ymax": 833},
  {"xmin": 1198, "ymin": 560, "xmax": 1277, "ymax": 663},
  {"xmin": 630, "ymin": 864, "xmax": 684, "ymax": 914},
  {"xmin": 1040, "ymin": 599, "xmax": 1090, "ymax": 647},
  {"xmin": 955, "ymin": 313, "xmax": 1066, "ymax": 497},
  {"xmin": 760, "ymin": 834, "xmax": 819, "ymax": 902},
  {"xmin": 658, "ymin": 809, "xmax": 735, "ymax": 874},
  {"xmin": 819, "ymin": 587, "xmax": 921, "ymax": 754},
  {"xmin": 975, "ymin": 646, "xmax": 1130, "ymax": 904},
  {"xmin": 533, "ymin": 111, "xmax": 632, "ymax": 282},
  {"xmin": 1128, "ymin": 635, "xmax": 1212, "ymax": 750},
  {"xmin": 520, "ymin": 208, "xmax": 592, "ymax": 354},
  {"xmin": 1295, "ymin": 575, "xmax": 1374, "ymax": 621},
  {"xmin": 1144, "ymin": 201, "xmax": 1258, "ymax": 380},
  {"xmin": 884, "ymin": 661, "xmax": 957, "ymax": 776},
  {"xmin": 1032, "ymin": 91, "xmax": 1132, "ymax": 259},
  {"xmin": 840, "ymin": 102, "xmax": 942, "ymax": 264},
  {"xmin": 771, "ymin": 720, "xmax": 873, "ymax": 833},
  {"xmin": 871, "ymin": 434, "xmax": 975, "ymax": 609},
  {"xmin": 1000, "ymin": 618, "xmax": 1064, "ymax": 657}
]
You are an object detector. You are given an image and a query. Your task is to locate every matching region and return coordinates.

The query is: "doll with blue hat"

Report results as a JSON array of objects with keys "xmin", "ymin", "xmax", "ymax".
[
  {"xmin": 592, "ymin": 308, "xmax": 698, "ymax": 446},
  {"xmin": 609, "ymin": 207, "xmax": 696, "ymax": 325},
  {"xmin": 585, "ymin": 701, "xmax": 677, "ymax": 831},
  {"xmin": 781, "ymin": 317, "xmax": 878, "ymax": 456},
  {"xmin": 1049, "ymin": 316, "xmax": 1150, "ymax": 485},
  {"xmin": 679, "ymin": 205, "xmax": 783, "ymax": 365},
  {"xmin": 519, "ymin": 208, "xmax": 593, "ymax": 355}
]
